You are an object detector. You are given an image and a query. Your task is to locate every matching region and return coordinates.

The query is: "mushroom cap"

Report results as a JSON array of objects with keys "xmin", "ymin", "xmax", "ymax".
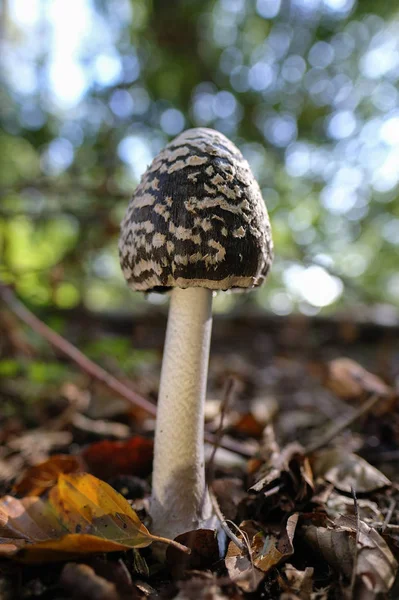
[{"xmin": 119, "ymin": 127, "xmax": 273, "ymax": 292}]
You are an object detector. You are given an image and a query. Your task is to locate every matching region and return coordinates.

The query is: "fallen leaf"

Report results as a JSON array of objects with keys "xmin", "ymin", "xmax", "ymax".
[
  {"xmin": 250, "ymin": 443, "xmax": 313, "ymax": 505},
  {"xmin": 231, "ymin": 413, "xmax": 265, "ymax": 438},
  {"xmin": 49, "ymin": 473, "xmax": 154, "ymax": 546},
  {"xmin": 302, "ymin": 513, "xmax": 397, "ymax": 595},
  {"xmin": 7, "ymin": 430, "xmax": 73, "ymax": 460},
  {"xmin": 13, "ymin": 455, "xmax": 82, "ymax": 497},
  {"xmin": 225, "ymin": 515, "xmax": 298, "ymax": 592},
  {"xmin": 0, "ymin": 473, "xmax": 188, "ymax": 562},
  {"xmin": 60, "ymin": 562, "xmax": 119, "ymax": 600},
  {"xmin": 82, "ymin": 437, "xmax": 153, "ymax": 479},
  {"xmin": 324, "ymin": 358, "xmax": 393, "ymax": 403},
  {"xmin": 311, "ymin": 449, "xmax": 391, "ymax": 493},
  {"xmin": 278, "ymin": 563, "xmax": 314, "ymax": 600},
  {"xmin": 166, "ymin": 529, "xmax": 220, "ymax": 578},
  {"xmin": 175, "ymin": 577, "xmax": 230, "ymax": 599},
  {"xmin": 323, "ymin": 491, "xmax": 382, "ymax": 523},
  {"xmin": 211, "ymin": 478, "xmax": 247, "ymax": 521}
]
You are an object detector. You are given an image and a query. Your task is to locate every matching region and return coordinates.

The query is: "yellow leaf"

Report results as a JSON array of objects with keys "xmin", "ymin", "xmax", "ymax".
[
  {"xmin": 50, "ymin": 473, "xmax": 152, "ymax": 548},
  {"xmin": 0, "ymin": 473, "xmax": 189, "ymax": 562}
]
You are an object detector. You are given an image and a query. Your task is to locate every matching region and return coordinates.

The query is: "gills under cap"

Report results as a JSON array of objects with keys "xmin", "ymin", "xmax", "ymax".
[{"xmin": 119, "ymin": 127, "xmax": 273, "ymax": 292}]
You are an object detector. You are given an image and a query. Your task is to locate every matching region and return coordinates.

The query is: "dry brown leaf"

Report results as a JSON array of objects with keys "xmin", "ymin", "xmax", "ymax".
[
  {"xmin": 324, "ymin": 491, "xmax": 382, "ymax": 523},
  {"xmin": 212, "ymin": 478, "xmax": 247, "ymax": 521},
  {"xmin": 278, "ymin": 563, "xmax": 314, "ymax": 600},
  {"xmin": 250, "ymin": 443, "xmax": 313, "ymax": 504},
  {"xmin": 7, "ymin": 430, "xmax": 73, "ymax": 461},
  {"xmin": 311, "ymin": 449, "xmax": 391, "ymax": 494},
  {"xmin": 0, "ymin": 473, "xmax": 188, "ymax": 562},
  {"xmin": 225, "ymin": 515, "xmax": 298, "ymax": 592},
  {"xmin": 175, "ymin": 578, "xmax": 231, "ymax": 600},
  {"xmin": 324, "ymin": 358, "xmax": 393, "ymax": 403},
  {"xmin": 166, "ymin": 529, "xmax": 220, "ymax": 578},
  {"xmin": 13, "ymin": 455, "xmax": 82, "ymax": 497},
  {"xmin": 60, "ymin": 562, "xmax": 119, "ymax": 600},
  {"xmin": 302, "ymin": 514, "xmax": 397, "ymax": 595}
]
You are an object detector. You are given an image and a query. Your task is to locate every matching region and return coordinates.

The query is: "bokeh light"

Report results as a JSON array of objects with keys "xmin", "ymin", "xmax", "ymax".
[{"xmin": 1, "ymin": 0, "xmax": 399, "ymax": 316}]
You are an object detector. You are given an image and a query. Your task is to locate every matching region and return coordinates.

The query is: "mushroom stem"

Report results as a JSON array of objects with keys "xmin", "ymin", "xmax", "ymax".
[{"xmin": 150, "ymin": 286, "xmax": 215, "ymax": 540}]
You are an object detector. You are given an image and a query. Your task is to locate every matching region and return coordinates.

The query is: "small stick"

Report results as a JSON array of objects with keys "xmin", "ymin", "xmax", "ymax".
[
  {"xmin": 382, "ymin": 499, "xmax": 396, "ymax": 533},
  {"xmin": 207, "ymin": 377, "xmax": 237, "ymax": 485},
  {"xmin": 149, "ymin": 533, "xmax": 191, "ymax": 554},
  {"xmin": 0, "ymin": 285, "xmax": 253, "ymax": 457},
  {"xmin": 304, "ymin": 393, "xmax": 380, "ymax": 455},
  {"xmin": 209, "ymin": 488, "xmax": 244, "ymax": 552},
  {"xmin": 0, "ymin": 284, "xmax": 157, "ymax": 416},
  {"xmin": 349, "ymin": 486, "xmax": 360, "ymax": 596},
  {"xmin": 370, "ymin": 523, "xmax": 399, "ymax": 532}
]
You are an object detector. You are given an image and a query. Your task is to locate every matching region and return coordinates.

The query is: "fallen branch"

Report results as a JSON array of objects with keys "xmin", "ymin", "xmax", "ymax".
[
  {"xmin": 0, "ymin": 285, "xmax": 253, "ymax": 457},
  {"xmin": 0, "ymin": 284, "xmax": 157, "ymax": 416}
]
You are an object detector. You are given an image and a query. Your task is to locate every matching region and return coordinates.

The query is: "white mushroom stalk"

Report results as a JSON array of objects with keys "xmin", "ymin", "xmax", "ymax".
[
  {"xmin": 151, "ymin": 287, "xmax": 215, "ymax": 539},
  {"xmin": 119, "ymin": 127, "xmax": 273, "ymax": 543}
]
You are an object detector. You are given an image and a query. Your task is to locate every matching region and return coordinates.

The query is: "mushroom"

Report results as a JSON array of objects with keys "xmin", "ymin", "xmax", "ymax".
[{"xmin": 119, "ymin": 128, "xmax": 273, "ymax": 540}]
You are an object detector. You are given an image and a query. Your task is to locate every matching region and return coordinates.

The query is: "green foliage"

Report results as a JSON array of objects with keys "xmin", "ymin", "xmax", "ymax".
[
  {"xmin": 83, "ymin": 337, "xmax": 157, "ymax": 374},
  {"xmin": 1, "ymin": 0, "xmax": 399, "ymax": 316},
  {"xmin": 26, "ymin": 361, "xmax": 68, "ymax": 385}
]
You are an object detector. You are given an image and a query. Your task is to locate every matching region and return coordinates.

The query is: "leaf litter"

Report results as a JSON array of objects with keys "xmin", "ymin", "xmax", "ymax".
[{"xmin": 1, "ymin": 305, "xmax": 399, "ymax": 598}]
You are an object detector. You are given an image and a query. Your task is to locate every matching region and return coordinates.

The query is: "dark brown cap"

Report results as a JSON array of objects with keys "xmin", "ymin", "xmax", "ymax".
[{"xmin": 119, "ymin": 128, "xmax": 273, "ymax": 292}]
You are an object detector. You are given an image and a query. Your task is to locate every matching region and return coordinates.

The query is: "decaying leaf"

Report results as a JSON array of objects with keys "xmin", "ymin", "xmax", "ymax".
[
  {"xmin": 0, "ymin": 473, "xmax": 188, "ymax": 562},
  {"xmin": 231, "ymin": 412, "xmax": 265, "ymax": 438},
  {"xmin": 278, "ymin": 563, "xmax": 314, "ymax": 600},
  {"xmin": 13, "ymin": 455, "xmax": 82, "ymax": 497},
  {"xmin": 302, "ymin": 513, "xmax": 398, "ymax": 595},
  {"xmin": 324, "ymin": 491, "xmax": 382, "ymax": 523},
  {"xmin": 324, "ymin": 358, "xmax": 393, "ymax": 403},
  {"xmin": 81, "ymin": 437, "xmax": 153, "ymax": 479},
  {"xmin": 311, "ymin": 449, "xmax": 391, "ymax": 493},
  {"xmin": 212, "ymin": 478, "xmax": 247, "ymax": 521},
  {"xmin": 166, "ymin": 529, "xmax": 220, "ymax": 578},
  {"xmin": 225, "ymin": 514, "xmax": 298, "ymax": 592},
  {"xmin": 7, "ymin": 430, "xmax": 73, "ymax": 461},
  {"xmin": 60, "ymin": 562, "xmax": 119, "ymax": 600},
  {"xmin": 175, "ymin": 577, "xmax": 230, "ymax": 600},
  {"xmin": 250, "ymin": 443, "xmax": 313, "ymax": 505}
]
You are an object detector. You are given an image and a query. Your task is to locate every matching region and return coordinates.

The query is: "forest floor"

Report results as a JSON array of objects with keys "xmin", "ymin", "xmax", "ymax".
[{"xmin": 1, "ymin": 290, "xmax": 399, "ymax": 599}]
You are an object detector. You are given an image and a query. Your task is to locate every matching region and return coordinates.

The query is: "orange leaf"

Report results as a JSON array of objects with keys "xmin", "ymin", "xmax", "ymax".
[
  {"xmin": 13, "ymin": 455, "xmax": 82, "ymax": 497},
  {"xmin": 81, "ymin": 437, "xmax": 153, "ymax": 479}
]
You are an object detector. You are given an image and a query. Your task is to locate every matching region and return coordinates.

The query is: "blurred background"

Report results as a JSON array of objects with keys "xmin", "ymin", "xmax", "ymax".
[{"xmin": 1, "ymin": 0, "xmax": 399, "ymax": 319}]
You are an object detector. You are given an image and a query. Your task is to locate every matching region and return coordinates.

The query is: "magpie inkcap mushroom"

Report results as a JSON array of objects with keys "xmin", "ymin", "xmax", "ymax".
[{"xmin": 119, "ymin": 127, "xmax": 273, "ymax": 541}]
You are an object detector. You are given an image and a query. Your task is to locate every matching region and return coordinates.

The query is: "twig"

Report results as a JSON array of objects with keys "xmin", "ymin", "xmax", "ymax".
[
  {"xmin": 207, "ymin": 377, "xmax": 237, "ymax": 484},
  {"xmin": 263, "ymin": 484, "xmax": 283, "ymax": 498},
  {"xmin": 149, "ymin": 534, "xmax": 191, "ymax": 555},
  {"xmin": 204, "ymin": 377, "xmax": 238, "ymax": 541},
  {"xmin": 370, "ymin": 523, "xmax": 399, "ymax": 532},
  {"xmin": 304, "ymin": 393, "xmax": 380, "ymax": 455},
  {"xmin": 382, "ymin": 499, "xmax": 396, "ymax": 533},
  {"xmin": 349, "ymin": 486, "xmax": 360, "ymax": 597},
  {"xmin": 225, "ymin": 521, "xmax": 258, "ymax": 590},
  {"xmin": 0, "ymin": 284, "xmax": 157, "ymax": 416},
  {"xmin": 0, "ymin": 284, "xmax": 253, "ymax": 457},
  {"xmin": 209, "ymin": 488, "xmax": 244, "ymax": 552}
]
